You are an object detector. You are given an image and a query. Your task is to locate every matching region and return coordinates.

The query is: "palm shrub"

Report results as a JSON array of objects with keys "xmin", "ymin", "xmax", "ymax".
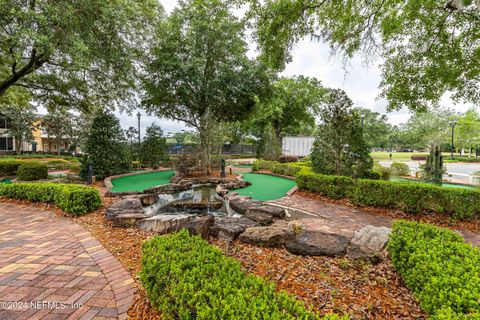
[
  {"xmin": 388, "ymin": 221, "xmax": 480, "ymax": 318},
  {"xmin": 140, "ymin": 230, "xmax": 347, "ymax": 320},
  {"xmin": 421, "ymin": 146, "xmax": 444, "ymax": 184}
]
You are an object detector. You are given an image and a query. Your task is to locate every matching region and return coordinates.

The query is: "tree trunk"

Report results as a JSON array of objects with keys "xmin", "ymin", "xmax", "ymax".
[{"xmin": 199, "ymin": 128, "xmax": 210, "ymax": 175}]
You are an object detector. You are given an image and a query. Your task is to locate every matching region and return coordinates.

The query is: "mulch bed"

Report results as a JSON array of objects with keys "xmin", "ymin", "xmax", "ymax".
[
  {"xmin": 296, "ymin": 190, "xmax": 480, "ymax": 233},
  {"xmin": 0, "ymin": 187, "xmax": 436, "ymax": 319}
]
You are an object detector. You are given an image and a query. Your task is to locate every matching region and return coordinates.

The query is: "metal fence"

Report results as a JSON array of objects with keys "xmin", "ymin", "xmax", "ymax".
[{"xmin": 166, "ymin": 144, "xmax": 257, "ymax": 155}]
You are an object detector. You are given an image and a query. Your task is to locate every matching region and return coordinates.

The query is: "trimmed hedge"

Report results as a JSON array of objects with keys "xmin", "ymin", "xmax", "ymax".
[
  {"xmin": 296, "ymin": 171, "xmax": 354, "ymax": 199},
  {"xmin": 0, "ymin": 182, "xmax": 102, "ymax": 215},
  {"xmin": 296, "ymin": 172, "xmax": 480, "ymax": 219},
  {"xmin": 0, "ymin": 160, "xmax": 23, "ymax": 176},
  {"xmin": 17, "ymin": 162, "xmax": 48, "ymax": 181},
  {"xmin": 351, "ymin": 179, "xmax": 480, "ymax": 219},
  {"xmin": 140, "ymin": 230, "xmax": 347, "ymax": 320},
  {"xmin": 388, "ymin": 221, "xmax": 480, "ymax": 318},
  {"xmin": 252, "ymin": 160, "xmax": 307, "ymax": 177}
]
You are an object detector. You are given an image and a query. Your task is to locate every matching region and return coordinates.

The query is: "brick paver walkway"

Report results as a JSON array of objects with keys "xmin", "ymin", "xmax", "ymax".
[
  {"xmin": 272, "ymin": 194, "xmax": 480, "ymax": 247},
  {"xmin": 0, "ymin": 204, "xmax": 135, "ymax": 320}
]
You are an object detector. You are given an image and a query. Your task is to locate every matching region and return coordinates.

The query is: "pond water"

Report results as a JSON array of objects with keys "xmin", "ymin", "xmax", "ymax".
[{"xmin": 146, "ymin": 184, "xmax": 234, "ymax": 217}]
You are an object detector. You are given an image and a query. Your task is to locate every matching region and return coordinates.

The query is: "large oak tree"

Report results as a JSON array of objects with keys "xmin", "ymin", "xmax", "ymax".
[
  {"xmin": 245, "ymin": 0, "xmax": 480, "ymax": 112},
  {"xmin": 0, "ymin": 0, "xmax": 162, "ymax": 111},
  {"xmin": 142, "ymin": 0, "xmax": 270, "ymax": 173}
]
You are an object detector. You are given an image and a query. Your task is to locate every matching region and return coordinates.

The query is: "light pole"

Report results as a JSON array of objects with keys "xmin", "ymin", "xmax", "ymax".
[
  {"xmin": 449, "ymin": 119, "xmax": 457, "ymax": 160},
  {"xmin": 136, "ymin": 112, "xmax": 141, "ymax": 146}
]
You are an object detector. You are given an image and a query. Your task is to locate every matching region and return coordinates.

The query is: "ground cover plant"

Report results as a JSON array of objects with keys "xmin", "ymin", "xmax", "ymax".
[
  {"xmin": 388, "ymin": 220, "xmax": 480, "ymax": 318},
  {"xmin": 0, "ymin": 182, "xmax": 101, "ymax": 215},
  {"xmin": 140, "ymin": 230, "xmax": 346, "ymax": 320}
]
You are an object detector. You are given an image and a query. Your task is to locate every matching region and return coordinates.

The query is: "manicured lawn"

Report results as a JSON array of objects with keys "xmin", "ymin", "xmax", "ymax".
[
  {"xmin": 110, "ymin": 170, "xmax": 175, "ymax": 192},
  {"xmin": 371, "ymin": 152, "xmax": 429, "ymax": 162},
  {"xmin": 235, "ymin": 173, "xmax": 296, "ymax": 201}
]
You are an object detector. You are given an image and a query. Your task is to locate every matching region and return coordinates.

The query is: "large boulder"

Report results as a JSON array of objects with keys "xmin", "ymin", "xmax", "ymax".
[
  {"xmin": 144, "ymin": 183, "xmax": 190, "ymax": 194},
  {"xmin": 245, "ymin": 209, "xmax": 273, "ymax": 225},
  {"xmin": 239, "ymin": 226, "xmax": 294, "ymax": 246},
  {"xmin": 286, "ymin": 227, "xmax": 352, "ymax": 256},
  {"xmin": 229, "ymin": 199, "xmax": 261, "ymax": 214},
  {"xmin": 185, "ymin": 216, "xmax": 215, "ymax": 239},
  {"xmin": 347, "ymin": 225, "xmax": 391, "ymax": 260},
  {"xmin": 106, "ymin": 198, "xmax": 144, "ymax": 220},
  {"xmin": 138, "ymin": 214, "xmax": 194, "ymax": 234},
  {"xmin": 137, "ymin": 194, "xmax": 158, "ymax": 206},
  {"xmin": 210, "ymin": 217, "xmax": 260, "ymax": 241}
]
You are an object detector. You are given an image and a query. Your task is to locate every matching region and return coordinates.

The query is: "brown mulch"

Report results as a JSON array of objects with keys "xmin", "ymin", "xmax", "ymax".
[
  {"xmin": 213, "ymin": 239, "xmax": 425, "ymax": 319},
  {"xmin": 296, "ymin": 190, "xmax": 480, "ymax": 233},
  {"xmin": 1, "ymin": 188, "xmax": 427, "ymax": 320}
]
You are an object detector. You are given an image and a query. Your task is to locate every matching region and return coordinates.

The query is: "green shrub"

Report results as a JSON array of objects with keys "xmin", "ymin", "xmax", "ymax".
[
  {"xmin": 351, "ymin": 179, "xmax": 480, "ymax": 219},
  {"xmin": 388, "ymin": 221, "xmax": 480, "ymax": 318},
  {"xmin": 390, "ymin": 162, "xmax": 410, "ymax": 177},
  {"xmin": 0, "ymin": 160, "xmax": 22, "ymax": 176},
  {"xmin": 372, "ymin": 164, "xmax": 391, "ymax": 180},
  {"xmin": 0, "ymin": 182, "xmax": 102, "ymax": 215},
  {"xmin": 16, "ymin": 162, "xmax": 48, "ymax": 181},
  {"xmin": 140, "ymin": 230, "xmax": 347, "ymax": 320},
  {"xmin": 46, "ymin": 159, "xmax": 71, "ymax": 170},
  {"xmin": 252, "ymin": 160, "xmax": 305, "ymax": 177},
  {"xmin": 296, "ymin": 171, "xmax": 354, "ymax": 199},
  {"xmin": 296, "ymin": 171, "xmax": 480, "ymax": 219}
]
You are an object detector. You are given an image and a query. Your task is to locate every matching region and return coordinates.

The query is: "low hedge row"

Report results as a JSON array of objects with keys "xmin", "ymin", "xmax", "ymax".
[
  {"xmin": 0, "ymin": 160, "xmax": 23, "ymax": 176},
  {"xmin": 0, "ymin": 182, "xmax": 102, "ymax": 215},
  {"xmin": 140, "ymin": 230, "xmax": 347, "ymax": 320},
  {"xmin": 252, "ymin": 160, "xmax": 308, "ymax": 176},
  {"xmin": 17, "ymin": 162, "xmax": 48, "ymax": 181},
  {"xmin": 388, "ymin": 221, "xmax": 480, "ymax": 318},
  {"xmin": 296, "ymin": 172, "xmax": 480, "ymax": 219}
]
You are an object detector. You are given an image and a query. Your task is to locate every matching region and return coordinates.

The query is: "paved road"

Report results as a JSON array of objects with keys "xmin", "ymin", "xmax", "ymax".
[
  {"xmin": 0, "ymin": 204, "xmax": 135, "ymax": 320},
  {"xmin": 380, "ymin": 161, "xmax": 480, "ymax": 184}
]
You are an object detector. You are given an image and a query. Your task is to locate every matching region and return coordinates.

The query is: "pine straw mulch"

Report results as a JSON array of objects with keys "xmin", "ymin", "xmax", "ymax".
[{"xmin": 296, "ymin": 190, "xmax": 480, "ymax": 234}]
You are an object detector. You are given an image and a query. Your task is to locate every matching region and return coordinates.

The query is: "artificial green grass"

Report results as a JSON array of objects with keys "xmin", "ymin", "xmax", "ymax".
[
  {"xmin": 235, "ymin": 173, "xmax": 296, "ymax": 201},
  {"xmin": 110, "ymin": 170, "xmax": 176, "ymax": 192}
]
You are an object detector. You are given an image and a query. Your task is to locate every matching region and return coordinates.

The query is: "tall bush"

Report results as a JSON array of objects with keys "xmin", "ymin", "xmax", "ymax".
[
  {"xmin": 79, "ymin": 111, "xmax": 130, "ymax": 180},
  {"xmin": 310, "ymin": 89, "xmax": 373, "ymax": 178},
  {"xmin": 140, "ymin": 123, "xmax": 168, "ymax": 169}
]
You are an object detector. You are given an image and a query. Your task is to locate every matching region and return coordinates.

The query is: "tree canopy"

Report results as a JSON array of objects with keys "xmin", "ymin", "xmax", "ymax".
[
  {"xmin": 250, "ymin": 76, "xmax": 327, "ymax": 143},
  {"xmin": 0, "ymin": 0, "xmax": 162, "ymax": 111},
  {"xmin": 353, "ymin": 107, "xmax": 393, "ymax": 148},
  {"xmin": 247, "ymin": 0, "xmax": 480, "ymax": 112},
  {"xmin": 142, "ymin": 0, "xmax": 270, "ymax": 172}
]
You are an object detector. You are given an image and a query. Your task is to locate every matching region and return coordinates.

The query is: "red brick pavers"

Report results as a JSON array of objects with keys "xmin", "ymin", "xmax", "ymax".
[
  {"xmin": 0, "ymin": 204, "xmax": 135, "ymax": 320},
  {"xmin": 271, "ymin": 194, "xmax": 480, "ymax": 247}
]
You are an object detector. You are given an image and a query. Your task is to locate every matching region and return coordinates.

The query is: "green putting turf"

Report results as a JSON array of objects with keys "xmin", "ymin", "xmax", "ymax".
[
  {"xmin": 111, "ymin": 170, "xmax": 176, "ymax": 192},
  {"xmin": 234, "ymin": 173, "xmax": 296, "ymax": 201}
]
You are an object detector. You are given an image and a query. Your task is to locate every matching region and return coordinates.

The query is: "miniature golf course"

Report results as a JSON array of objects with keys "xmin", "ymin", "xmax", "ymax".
[
  {"xmin": 234, "ymin": 173, "xmax": 296, "ymax": 201},
  {"xmin": 110, "ymin": 170, "xmax": 176, "ymax": 192}
]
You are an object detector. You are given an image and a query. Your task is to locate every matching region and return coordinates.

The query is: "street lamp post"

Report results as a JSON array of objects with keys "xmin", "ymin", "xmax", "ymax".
[
  {"xmin": 136, "ymin": 112, "xmax": 141, "ymax": 146},
  {"xmin": 449, "ymin": 119, "xmax": 457, "ymax": 160}
]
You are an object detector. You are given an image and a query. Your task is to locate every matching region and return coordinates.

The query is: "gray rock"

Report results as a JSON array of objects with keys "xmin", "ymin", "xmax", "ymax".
[
  {"xmin": 245, "ymin": 209, "xmax": 273, "ymax": 225},
  {"xmin": 185, "ymin": 216, "xmax": 215, "ymax": 239},
  {"xmin": 239, "ymin": 226, "xmax": 294, "ymax": 246},
  {"xmin": 111, "ymin": 213, "xmax": 150, "ymax": 227},
  {"xmin": 144, "ymin": 183, "xmax": 190, "ymax": 194},
  {"xmin": 247, "ymin": 205, "xmax": 286, "ymax": 219},
  {"xmin": 137, "ymin": 194, "xmax": 157, "ymax": 206},
  {"xmin": 106, "ymin": 198, "xmax": 144, "ymax": 220},
  {"xmin": 216, "ymin": 185, "xmax": 229, "ymax": 196},
  {"xmin": 347, "ymin": 225, "xmax": 391, "ymax": 259},
  {"xmin": 229, "ymin": 199, "xmax": 261, "ymax": 214},
  {"xmin": 210, "ymin": 217, "xmax": 260, "ymax": 240},
  {"xmin": 286, "ymin": 228, "xmax": 351, "ymax": 256},
  {"xmin": 138, "ymin": 214, "xmax": 194, "ymax": 234}
]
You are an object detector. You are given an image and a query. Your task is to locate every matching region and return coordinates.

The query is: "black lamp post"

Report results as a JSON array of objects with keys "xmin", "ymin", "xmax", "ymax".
[
  {"xmin": 136, "ymin": 112, "xmax": 141, "ymax": 146},
  {"xmin": 449, "ymin": 119, "xmax": 457, "ymax": 160}
]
